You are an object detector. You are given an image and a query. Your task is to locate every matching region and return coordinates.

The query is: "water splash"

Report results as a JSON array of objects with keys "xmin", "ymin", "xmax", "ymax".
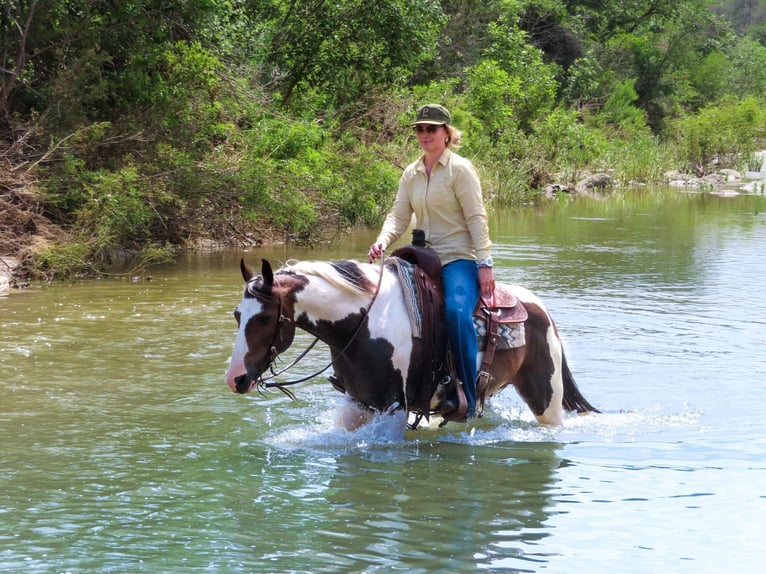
[
  {"xmin": 265, "ymin": 396, "xmax": 408, "ymax": 451},
  {"xmin": 263, "ymin": 391, "xmax": 704, "ymax": 452}
]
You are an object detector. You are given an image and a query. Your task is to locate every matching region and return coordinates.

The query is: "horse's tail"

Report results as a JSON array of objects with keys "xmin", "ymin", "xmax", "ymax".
[{"xmin": 561, "ymin": 350, "xmax": 600, "ymax": 413}]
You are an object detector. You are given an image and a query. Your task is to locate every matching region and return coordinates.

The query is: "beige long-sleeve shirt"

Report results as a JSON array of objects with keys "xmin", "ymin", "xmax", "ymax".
[{"xmin": 375, "ymin": 148, "xmax": 492, "ymax": 265}]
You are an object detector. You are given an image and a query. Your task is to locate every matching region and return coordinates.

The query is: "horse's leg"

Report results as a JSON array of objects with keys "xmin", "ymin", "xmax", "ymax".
[
  {"xmin": 544, "ymin": 326, "xmax": 567, "ymax": 424},
  {"xmin": 491, "ymin": 308, "xmax": 564, "ymax": 426},
  {"xmin": 334, "ymin": 394, "xmax": 376, "ymax": 431}
]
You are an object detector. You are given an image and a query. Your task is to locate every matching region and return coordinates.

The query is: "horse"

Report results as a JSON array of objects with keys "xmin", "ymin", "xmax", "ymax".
[{"xmin": 225, "ymin": 257, "xmax": 599, "ymax": 429}]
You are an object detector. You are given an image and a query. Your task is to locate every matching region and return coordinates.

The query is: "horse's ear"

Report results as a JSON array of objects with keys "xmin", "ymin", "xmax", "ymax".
[
  {"xmin": 240, "ymin": 258, "xmax": 254, "ymax": 282},
  {"xmin": 261, "ymin": 259, "xmax": 274, "ymax": 290}
]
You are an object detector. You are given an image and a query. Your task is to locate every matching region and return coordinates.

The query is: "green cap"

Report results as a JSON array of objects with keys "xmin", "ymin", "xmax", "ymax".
[{"xmin": 412, "ymin": 104, "xmax": 451, "ymax": 126}]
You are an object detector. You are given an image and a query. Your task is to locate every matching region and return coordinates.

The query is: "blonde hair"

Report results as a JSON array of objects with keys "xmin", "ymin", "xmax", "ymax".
[{"xmin": 445, "ymin": 124, "xmax": 462, "ymax": 148}]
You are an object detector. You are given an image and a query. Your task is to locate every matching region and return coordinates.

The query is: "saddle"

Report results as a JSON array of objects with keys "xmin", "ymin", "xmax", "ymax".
[
  {"xmin": 390, "ymin": 242, "xmax": 527, "ymax": 424},
  {"xmin": 389, "ymin": 244, "xmax": 448, "ymax": 418},
  {"xmin": 473, "ymin": 287, "xmax": 527, "ymax": 404}
]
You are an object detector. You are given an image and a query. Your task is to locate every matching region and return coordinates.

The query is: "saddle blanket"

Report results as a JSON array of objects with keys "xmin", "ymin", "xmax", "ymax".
[
  {"xmin": 473, "ymin": 316, "xmax": 526, "ymax": 350},
  {"xmin": 388, "ymin": 257, "xmax": 525, "ymax": 350},
  {"xmin": 387, "ymin": 257, "xmax": 423, "ymax": 337}
]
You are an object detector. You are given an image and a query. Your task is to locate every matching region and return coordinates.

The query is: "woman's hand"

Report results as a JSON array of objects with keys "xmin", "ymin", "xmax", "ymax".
[
  {"xmin": 479, "ymin": 266, "xmax": 495, "ymax": 298},
  {"xmin": 368, "ymin": 242, "xmax": 386, "ymax": 263}
]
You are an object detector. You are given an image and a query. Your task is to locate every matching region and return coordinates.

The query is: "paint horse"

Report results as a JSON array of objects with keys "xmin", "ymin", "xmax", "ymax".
[{"xmin": 225, "ymin": 258, "xmax": 599, "ymax": 429}]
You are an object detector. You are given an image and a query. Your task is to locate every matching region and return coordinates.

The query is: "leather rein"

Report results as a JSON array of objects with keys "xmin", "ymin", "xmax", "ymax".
[{"xmin": 258, "ymin": 258, "xmax": 386, "ymax": 397}]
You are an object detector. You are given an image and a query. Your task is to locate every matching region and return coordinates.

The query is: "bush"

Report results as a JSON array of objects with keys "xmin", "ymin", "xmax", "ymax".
[
  {"xmin": 532, "ymin": 107, "xmax": 605, "ymax": 175},
  {"xmin": 326, "ymin": 150, "xmax": 401, "ymax": 227},
  {"xmin": 668, "ymin": 96, "xmax": 766, "ymax": 174}
]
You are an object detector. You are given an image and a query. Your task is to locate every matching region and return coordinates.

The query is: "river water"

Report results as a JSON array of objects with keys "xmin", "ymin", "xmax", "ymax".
[{"xmin": 1, "ymin": 189, "xmax": 765, "ymax": 573}]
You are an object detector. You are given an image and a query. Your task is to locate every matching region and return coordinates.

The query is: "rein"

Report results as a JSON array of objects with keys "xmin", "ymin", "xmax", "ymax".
[{"xmin": 260, "ymin": 258, "xmax": 386, "ymax": 395}]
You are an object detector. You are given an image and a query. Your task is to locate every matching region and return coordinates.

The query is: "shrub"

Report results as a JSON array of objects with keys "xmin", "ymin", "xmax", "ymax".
[
  {"xmin": 531, "ymin": 107, "xmax": 606, "ymax": 181},
  {"xmin": 668, "ymin": 96, "xmax": 766, "ymax": 174}
]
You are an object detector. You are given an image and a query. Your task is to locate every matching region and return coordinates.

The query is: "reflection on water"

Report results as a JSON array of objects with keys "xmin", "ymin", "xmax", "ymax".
[
  {"xmin": 1, "ymin": 189, "xmax": 766, "ymax": 573},
  {"xmin": 224, "ymin": 440, "xmax": 564, "ymax": 574}
]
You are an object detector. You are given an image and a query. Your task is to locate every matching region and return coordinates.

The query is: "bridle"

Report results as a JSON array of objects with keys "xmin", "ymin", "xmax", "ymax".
[{"xmin": 252, "ymin": 258, "xmax": 387, "ymax": 398}]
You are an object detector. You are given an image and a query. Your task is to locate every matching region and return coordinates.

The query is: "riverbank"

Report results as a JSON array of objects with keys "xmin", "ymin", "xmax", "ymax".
[
  {"xmin": 548, "ymin": 151, "xmax": 766, "ymax": 197},
  {"xmin": 2, "ymin": 150, "xmax": 764, "ymax": 291},
  {"xmin": 0, "ymin": 257, "xmax": 13, "ymax": 290},
  {"xmin": 0, "ymin": 176, "xmax": 68, "ymax": 288}
]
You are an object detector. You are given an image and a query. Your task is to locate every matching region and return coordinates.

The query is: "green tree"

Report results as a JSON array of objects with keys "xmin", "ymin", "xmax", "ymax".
[
  {"xmin": 417, "ymin": 0, "xmax": 505, "ymax": 81},
  {"xmin": 1, "ymin": 0, "xmax": 224, "ymax": 132},
  {"xmin": 466, "ymin": 2, "xmax": 558, "ymax": 134},
  {"xmin": 558, "ymin": 0, "xmax": 725, "ymax": 129},
  {"xmin": 713, "ymin": 0, "xmax": 766, "ymax": 34},
  {"xmin": 246, "ymin": 0, "xmax": 445, "ymax": 109},
  {"xmin": 3, "ymin": 0, "xmax": 766, "ymax": 281}
]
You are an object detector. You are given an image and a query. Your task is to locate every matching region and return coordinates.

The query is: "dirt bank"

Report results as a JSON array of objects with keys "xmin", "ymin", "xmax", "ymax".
[{"xmin": 1, "ymin": 170, "xmax": 69, "ymax": 286}]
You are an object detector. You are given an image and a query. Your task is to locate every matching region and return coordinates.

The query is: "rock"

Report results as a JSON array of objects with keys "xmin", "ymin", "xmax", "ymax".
[
  {"xmin": 716, "ymin": 169, "xmax": 741, "ymax": 182},
  {"xmin": 575, "ymin": 173, "xmax": 612, "ymax": 194},
  {"xmin": 544, "ymin": 184, "xmax": 570, "ymax": 198},
  {"xmin": 740, "ymin": 181, "xmax": 765, "ymax": 193},
  {"xmin": 665, "ymin": 170, "xmax": 695, "ymax": 182},
  {"xmin": 702, "ymin": 173, "xmax": 726, "ymax": 185}
]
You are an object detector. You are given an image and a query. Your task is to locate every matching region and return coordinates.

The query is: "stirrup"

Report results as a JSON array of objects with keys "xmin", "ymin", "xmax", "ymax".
[{"xmin": 438, "ymin": 380, "xmax": 468, "ymax": 426}]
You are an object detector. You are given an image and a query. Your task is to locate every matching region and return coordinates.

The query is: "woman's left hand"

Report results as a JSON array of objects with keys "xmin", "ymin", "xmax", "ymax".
[{"xmin": 479, "ymin": 266, "xmax": 495, "ymax": 299}]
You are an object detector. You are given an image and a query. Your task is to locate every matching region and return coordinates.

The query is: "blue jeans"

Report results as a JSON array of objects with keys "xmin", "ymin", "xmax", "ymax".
[{"xmin": 441, "ymin": 259, "xmax": 480, "ymax": 416}]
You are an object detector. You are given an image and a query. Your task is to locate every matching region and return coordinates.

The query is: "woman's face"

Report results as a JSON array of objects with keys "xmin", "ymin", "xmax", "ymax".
[{"xmin": 413, "ymin": 124, "xmax": 447, "ymax": 155}]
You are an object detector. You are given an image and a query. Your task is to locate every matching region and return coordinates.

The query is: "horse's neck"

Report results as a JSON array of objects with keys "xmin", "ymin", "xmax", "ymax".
[
  {"xmin": 292, "ymin": 268, "xmax": 391, "ymax": 343},
  {"xmin": 293, "ymin": 278, "xmax": 370, "ymax": 334}
]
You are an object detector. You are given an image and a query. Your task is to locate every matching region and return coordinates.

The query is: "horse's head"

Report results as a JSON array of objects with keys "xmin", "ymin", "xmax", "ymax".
[{"xmin": 225, "ymin": 258, "xmax": 298, "ymax": 394}]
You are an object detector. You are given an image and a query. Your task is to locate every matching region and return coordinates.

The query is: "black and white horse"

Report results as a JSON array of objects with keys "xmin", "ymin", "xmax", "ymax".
[{"xmin": 225, "ymin": 259, "xmax": 598, "ymax": 429}]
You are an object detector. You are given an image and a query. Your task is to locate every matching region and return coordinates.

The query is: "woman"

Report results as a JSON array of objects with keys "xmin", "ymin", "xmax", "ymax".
[{"xmin": 368, "ymin": 104, "xmax": 494, "ymax": 419}]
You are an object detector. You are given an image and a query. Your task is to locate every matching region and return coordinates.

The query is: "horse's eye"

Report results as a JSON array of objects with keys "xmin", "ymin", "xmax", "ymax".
[{"xmin": 233, "ymin": 310, "xmax": 241, "ymax": 325}]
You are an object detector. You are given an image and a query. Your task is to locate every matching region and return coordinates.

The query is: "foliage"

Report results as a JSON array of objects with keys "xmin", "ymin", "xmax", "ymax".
[
  {"xmin": 531, "ymin": 107, "xmax": 606, "ymax": 178},
  {"xmin": 726, "ymin": 36, "xmax": 766, "ymax": 97},
  {"xmin": 472, "ymin": 9, "xmax": 559, "ymax": 131},
  {"xmin": 2, "ymin": 0, "xmax": 766, "ymax": 279},
  {"xmin": 667, "ymin": 96, "xmax": 766, "ymax": 174},
  {"xmin": 598, "ymin": 79, "xmax": 647, "ymax": 133},
  {"xmin": 245, "ymin": 0, "xmax": 446, "ymax": 108},
  {"xmin": 601, "ymin": 131, "xmax": 679, "ymax": 185},
  {"xmin": 465, "ymin": 61, "xmax": 518, "ymax": 137},
  {"xmin": 688, "ymin": 33, "xmax": 766, "ymax": 107},
  {"xmin": 32, "ymin": 165, "xmax": 178, "ymax": 278},
  {"xmin": 559, "ymin": 0, "xmax": 724, "ymax": 130}
]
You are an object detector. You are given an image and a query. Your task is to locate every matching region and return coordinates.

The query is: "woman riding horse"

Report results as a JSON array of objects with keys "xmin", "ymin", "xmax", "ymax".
[{"xmin": 368, "ymin": 104, "xmax": 493, "ymax": 420}]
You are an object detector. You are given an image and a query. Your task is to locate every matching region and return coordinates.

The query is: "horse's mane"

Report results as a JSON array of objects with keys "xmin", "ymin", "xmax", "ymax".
[{"xmin": 280, "ymin": 260, "xmax": 374, "ymax": 296}]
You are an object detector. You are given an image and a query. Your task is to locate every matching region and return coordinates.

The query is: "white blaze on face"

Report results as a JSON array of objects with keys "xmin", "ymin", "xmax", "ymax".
[{"xmin": 225, "ymin": 295, "xmax": 265, "ymax": 392}]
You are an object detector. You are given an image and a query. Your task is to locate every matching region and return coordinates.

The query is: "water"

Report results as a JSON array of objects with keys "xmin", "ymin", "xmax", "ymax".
[{"xmin": 1, "ymin": 189, "xmax": 765, "ymax": 573}]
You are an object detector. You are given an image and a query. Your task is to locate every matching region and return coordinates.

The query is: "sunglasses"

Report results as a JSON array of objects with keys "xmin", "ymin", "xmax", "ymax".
[{"xmin": 413, "ymin": 124, "xmax": 443, "ymax": 134}]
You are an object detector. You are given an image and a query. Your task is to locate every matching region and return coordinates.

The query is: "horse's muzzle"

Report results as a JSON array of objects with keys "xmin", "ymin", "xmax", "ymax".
[{"xmin": 234, "ymin": 373, "xmax": 256, "ymax": 394}]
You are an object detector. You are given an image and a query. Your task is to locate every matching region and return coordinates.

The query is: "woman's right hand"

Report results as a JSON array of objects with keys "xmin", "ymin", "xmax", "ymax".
[{"xmin": 368, "ymin": 242, "xmax": 386, "ymax": 263}]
